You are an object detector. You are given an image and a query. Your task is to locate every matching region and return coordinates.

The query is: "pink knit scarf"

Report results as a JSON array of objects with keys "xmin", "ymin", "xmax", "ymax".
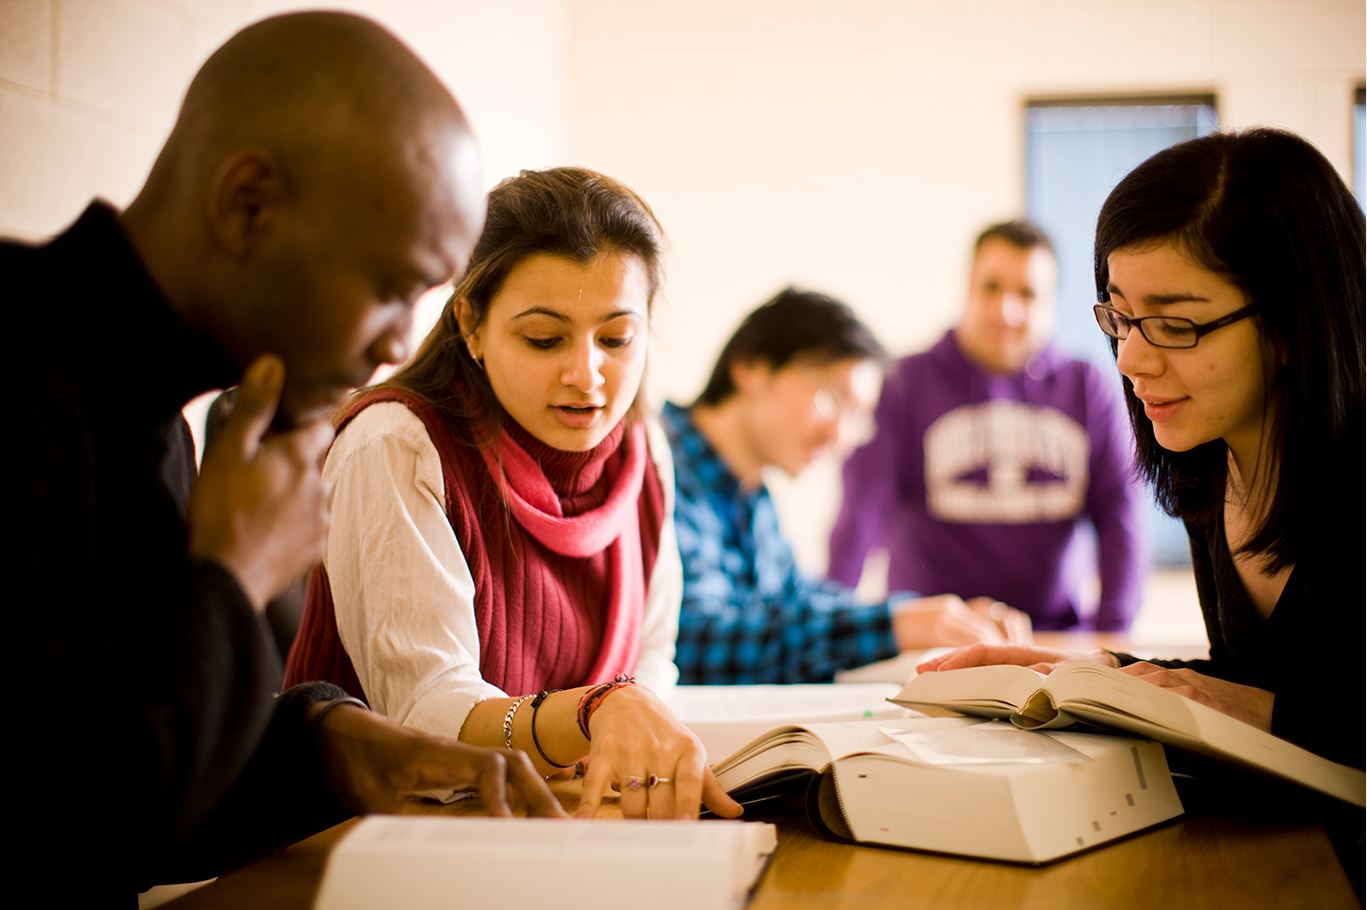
[{"xmin": 479, "ymin": 421, "xmax": 648, "ymax": 682}]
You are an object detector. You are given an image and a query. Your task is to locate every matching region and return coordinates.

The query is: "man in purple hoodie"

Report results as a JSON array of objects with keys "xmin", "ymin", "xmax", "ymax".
[{"xmin": 828, "ymin": 221, "xmax": 1146, "ymax": 631}]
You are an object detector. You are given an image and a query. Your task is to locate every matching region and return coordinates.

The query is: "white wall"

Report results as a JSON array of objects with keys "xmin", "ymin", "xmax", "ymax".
[
  {"xmin": 0, "ymin": 0, "xmax": 568, "ymax": 241},
  {"xmin": 561, "ymin": 0, "xmax": 1365, "ymax": 578}
]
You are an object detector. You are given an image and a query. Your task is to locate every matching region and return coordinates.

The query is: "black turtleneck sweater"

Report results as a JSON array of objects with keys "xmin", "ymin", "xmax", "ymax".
[{"xmin": 10, "ymin": 202, "xmax": 348, "ymax": 906}]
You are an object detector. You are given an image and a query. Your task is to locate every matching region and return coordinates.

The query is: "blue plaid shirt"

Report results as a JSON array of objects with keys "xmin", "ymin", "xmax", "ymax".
[{"xmin": 662, "ymin": 402, "xmax": 901, "ymax": 684}]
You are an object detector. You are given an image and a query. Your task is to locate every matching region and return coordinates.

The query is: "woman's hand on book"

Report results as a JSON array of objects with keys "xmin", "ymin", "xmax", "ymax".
[
  {"xmin": 575, "ymin": 686, "xmax": 744, "ymax": 821},
  {"xmin": 1119, "ymin": 663, "xmax": 1274, "ymax": 730},
  {"xmin": 916, "ymin": 643, "xmax": 1116, "ymax": 674},
  {"xmin": 892, "ymin": 595, "xmax": 1033, "ymax": 650}
]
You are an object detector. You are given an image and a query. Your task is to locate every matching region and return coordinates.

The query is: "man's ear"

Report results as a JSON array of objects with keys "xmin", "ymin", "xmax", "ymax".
[
  {"xmin": 729, "ymin": 357, "xmax": 771, "ymax": 394},
  {"xmin": 206, "ymin": 149, "xmax": 287, "ymax": 258}
]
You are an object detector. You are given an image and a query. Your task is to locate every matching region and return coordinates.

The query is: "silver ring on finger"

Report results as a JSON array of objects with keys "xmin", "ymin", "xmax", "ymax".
[{"xmin": 646, "ymin": 773, "xmax": 673, "ymax": 789}]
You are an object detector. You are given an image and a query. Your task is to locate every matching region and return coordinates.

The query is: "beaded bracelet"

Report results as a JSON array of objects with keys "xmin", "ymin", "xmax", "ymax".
[
  {"xmin": 529, "ymin": 690, "xmax": 573, "ymax": 768},
  {"xmin": 502, "ymin": 693, "xmax": 534, "ymax": 751},
  {"xmin": 575, "ymin": 674, "xmax": 635, "ymax": 740}
]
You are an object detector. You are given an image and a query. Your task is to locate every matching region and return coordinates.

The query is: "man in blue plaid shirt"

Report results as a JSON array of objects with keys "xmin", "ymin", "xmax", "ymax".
[{"xmin": 665, "ymin": 289, "xmax": 1032, "ymax": 684}]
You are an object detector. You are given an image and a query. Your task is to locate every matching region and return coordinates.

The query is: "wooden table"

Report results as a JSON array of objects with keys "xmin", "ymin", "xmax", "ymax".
[
  {"xmin": 159, "ymin": 785, "xmax": 1357, "ymax": 910},
  {"xmin": 160, "ymin": 635, "xmax": 1358, "ymax": 909}
]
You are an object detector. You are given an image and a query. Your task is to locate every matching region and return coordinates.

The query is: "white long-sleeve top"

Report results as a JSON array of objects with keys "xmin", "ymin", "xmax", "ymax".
[{"xmin": 322, "ymin": 401, "xmax": 682, "ymax": 740}]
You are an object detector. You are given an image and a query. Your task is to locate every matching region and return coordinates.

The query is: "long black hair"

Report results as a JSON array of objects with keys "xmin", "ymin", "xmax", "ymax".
[{"xmin": 1094, "ymin": 128, "xmax": 1365, "ymax": 570}]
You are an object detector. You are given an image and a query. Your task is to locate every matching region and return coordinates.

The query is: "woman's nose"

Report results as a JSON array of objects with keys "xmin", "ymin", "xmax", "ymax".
[
  {"xmin": 1114, "ymin": 328, "xmax": 1162, "ymax": 380},
  {"xmin": 562, "ymin": 340, "xmax": 604, "ymax": 391}
]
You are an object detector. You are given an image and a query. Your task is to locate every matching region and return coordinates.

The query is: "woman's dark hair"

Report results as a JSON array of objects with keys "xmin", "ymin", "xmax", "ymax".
[
  {"xmin": 377, "ymin": 166, "xmax": 665, "ymax": 438},
  {"xmin": 695, "ymin": 287, "xmax": 887, "ymax": 406},
  {"xmin": 1094, "ymin": 128, "xmax": 1365, "ymax": 570}
]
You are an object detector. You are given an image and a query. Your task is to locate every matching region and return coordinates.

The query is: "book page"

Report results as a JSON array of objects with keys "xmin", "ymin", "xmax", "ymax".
[
  {"xmin": 798, "ymin": 717, "xmax": 981, "ymax": 760},
  {"xmin": 669, "ymin": 683, "xmax": 909, "ymax": 761},
  {"xmin": 712, "ymin": 717, "xmax": 981, "ymax": 791},
  {"xmin": 890, "ymin": 665, "xmax": 1048, "ymax": 715},
  {"xmin": 880, "ymin": 721, "xmax": 1093, "ymax": 765},
  {"xmin": 1046, "ymin": 663, "xmax": 1196, "ymax": 731}
]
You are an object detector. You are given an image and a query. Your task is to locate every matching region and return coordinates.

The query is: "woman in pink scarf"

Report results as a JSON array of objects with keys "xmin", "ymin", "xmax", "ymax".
[{"xmin": 286, "ymin": 168, "xmax": 741, "ymax": 820}]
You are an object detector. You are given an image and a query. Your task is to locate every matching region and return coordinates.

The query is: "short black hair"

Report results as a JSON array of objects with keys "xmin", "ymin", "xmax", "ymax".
[
  {"xmin": 974, "ymin": 219, "xmax": 1055, "ymax": 257},
  {"xmin": 1094, "ymin": 128, "xmax": 1365, "ymax": 571},
  {"xmin": 695, "ymin": 287, "xmax": 886, "ymax": 406}
]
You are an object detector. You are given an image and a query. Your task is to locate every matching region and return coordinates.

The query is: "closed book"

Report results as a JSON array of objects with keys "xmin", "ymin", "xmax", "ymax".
[{"xmin": 314, "ymin": 816, "xmax": 777, "ymax": 910}]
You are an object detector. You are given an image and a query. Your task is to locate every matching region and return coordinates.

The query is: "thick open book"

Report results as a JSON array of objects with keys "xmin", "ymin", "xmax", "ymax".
[
  {"xmin": 712, "ymin": 716, "xmax": 1182, "ymax": 863},
  {"xmin": 893, "ymin": 662, "xmax": 1366, "ymax": 808},
  {"xmin": 314, "ymin": 816, "xmax": 777, "ymax": 910}
]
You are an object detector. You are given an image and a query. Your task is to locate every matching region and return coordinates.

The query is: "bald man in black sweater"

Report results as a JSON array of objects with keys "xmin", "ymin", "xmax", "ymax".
[{"xmin": 10, "ymin": 13, "xmax": 560, "ymax": 904}]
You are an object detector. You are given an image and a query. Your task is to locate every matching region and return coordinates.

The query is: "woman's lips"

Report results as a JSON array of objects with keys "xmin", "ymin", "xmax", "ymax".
[
  {"xmin": 552, "ymin": 404, "xmax": 603, "ymax": 428},
  {"xmin": 1141, "ymin": 396, "xmax": 1187, "ymax": 423}
]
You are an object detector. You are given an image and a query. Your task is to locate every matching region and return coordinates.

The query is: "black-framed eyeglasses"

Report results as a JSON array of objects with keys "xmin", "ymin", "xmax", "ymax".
[{"xmin": 1092, "ymin": 303, "xmax": 1258, "ymax": 350}]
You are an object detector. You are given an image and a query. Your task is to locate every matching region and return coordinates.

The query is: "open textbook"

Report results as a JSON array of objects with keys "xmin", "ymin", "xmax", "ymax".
[
  {"xmin": 668, "ymin": 682, "xmax": 909, "ymax": 759},
  {"xmin": 711, "ymin": 716, "xmax": 1182, "ymax": 863},
  {"xmin": 314, "ymin": 816, "xmax": 777, "ymax": 910},
  {"xmin": 892, "ymin": 662, "xmax": 1366, "ymax": 807}
]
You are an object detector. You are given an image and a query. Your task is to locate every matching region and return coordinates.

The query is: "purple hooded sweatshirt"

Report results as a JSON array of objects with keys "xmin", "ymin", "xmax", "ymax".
[{"xmin": 828, "ymin": 332, "xmax": 1146, "ymax": 631}]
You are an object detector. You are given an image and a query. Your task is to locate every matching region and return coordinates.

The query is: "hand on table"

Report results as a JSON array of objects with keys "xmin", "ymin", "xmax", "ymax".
[
  {"xmin": 575, "ymin": 686, "xmax": 743, "ymax": 821},
  {"xmin": 1119, "ymin": 663, "xmax": 1274, "ymax": 730},
  {"xmin": 315, "ymin": 703, "xmax": 567, "ymax": 818},
  {"xmin": 966, "ymin": 596, "xmax": 1034, "ymax": 643},
  {"xmin": 189, "ymin": 354, "xmax": 334, "ymax": 611},
  {"xmin": 893, "ymin": 594, "xmax": 1033, "ymax": 651}
]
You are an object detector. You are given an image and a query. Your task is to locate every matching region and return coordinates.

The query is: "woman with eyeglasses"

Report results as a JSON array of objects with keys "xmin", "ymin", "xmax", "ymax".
[
  {"xmin": 284, "ymin": 167, "xmax": 743, "ymax": 821},
  {"xmin": 666, "ymin": 288, "xmax": 1033, "ymax": 687},
  {"xmin": 921, "ymin": 128, "xmax": 1364, "ymax": 772}
]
